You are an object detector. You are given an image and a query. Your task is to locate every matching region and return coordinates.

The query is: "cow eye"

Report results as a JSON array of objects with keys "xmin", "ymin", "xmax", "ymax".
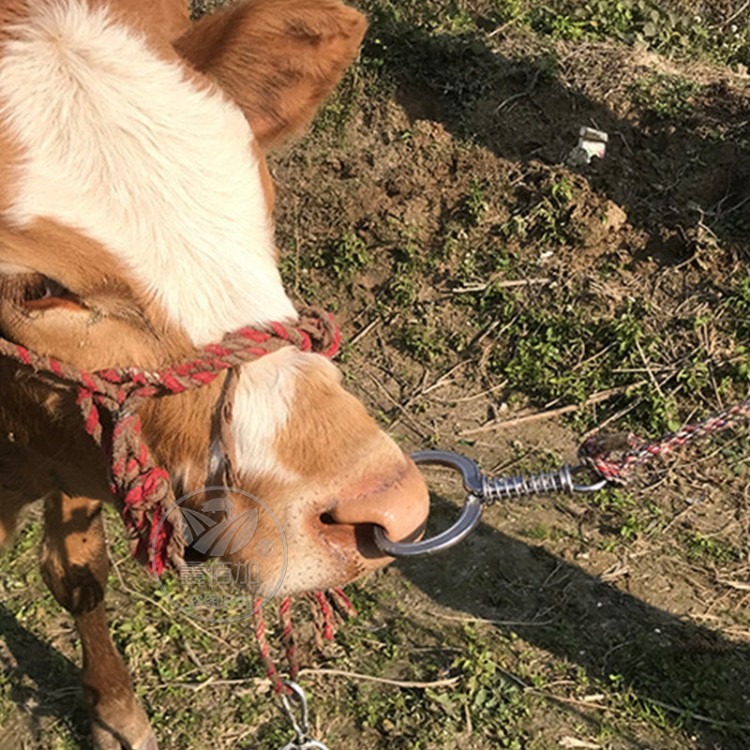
[{"xmin": 23, "ymin": 276, "xmax": 83, "ymax": 311}]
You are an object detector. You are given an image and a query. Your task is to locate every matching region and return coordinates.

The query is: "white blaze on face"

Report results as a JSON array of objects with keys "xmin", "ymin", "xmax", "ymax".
[
  {"xmin": 194, "ymin": 346, "xmax": 310, "ymax": 487},
  {"xmin": 0, "ymin": 0, "xmax": 316, "ymax": 486},
  {"xmin": 231, "ymin": 347, "xmax": 306, "ymax": 482},
  {"xmin": 0, "ymin": 0, "xmax": 296, "ymax": 344}
]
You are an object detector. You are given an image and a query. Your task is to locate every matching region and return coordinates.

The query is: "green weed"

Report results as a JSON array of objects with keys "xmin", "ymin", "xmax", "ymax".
[
  {"xmin": 520, "ymin": 523, "xmax": 550, "ymax": 541},
  {"xmin": 499, "ymin": 174, "xmax": 579, "ymax": 247},
  {"xmin": 685, "ymin": 531, "xmax": 739, "ymax": 564},
  {"xmin": 461, "ymin": 179, "xmax": 490, "ymax": 227},
  {"xmin": 498, "ymin": 304, "xmax": 647, "ymax": 405},
  {"xmin": 524, "ymin": 0, "xmax": 749, "ymax": 66},
  {"xmin": 488, "ymin": 0, "xmax": 525, "ymax": 24},
  {"xmin": 396, "ymin": 321, "xmax": 447, "ymax": 364},
  {"xmin": 632, "ymin": 73, "xmax": 701, "ymax": 120},
  {"xmin": 321, "ymin": 232, "xmax": 371, "ymax": 281}
]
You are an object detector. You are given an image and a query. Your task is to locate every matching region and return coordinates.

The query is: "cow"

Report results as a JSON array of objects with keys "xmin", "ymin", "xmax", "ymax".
[{"xmin": 0, "ymin": 1, "xmax": 430, "ymax": 747}]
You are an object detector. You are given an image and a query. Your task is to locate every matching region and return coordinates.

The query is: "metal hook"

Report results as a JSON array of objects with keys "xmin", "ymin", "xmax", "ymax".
[
  {"xmin": 374, "ymin": 450, "xmax": 484, "ymax": 557},
  {"xmin": 279, "ymin": 681, "xmax": 331, "ymax": 750},
  {"xmin": 374, "ymin": 450, "xmax": 609, "ymax": 557}
]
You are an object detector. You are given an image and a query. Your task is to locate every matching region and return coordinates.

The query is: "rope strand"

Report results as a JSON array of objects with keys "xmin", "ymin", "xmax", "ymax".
[
  {"xmin": 579, "ymin": 399, "xmax": 750, "ymax": 483},
  {"xmin": 279, "ymin": 596, "xmax": 299, "ymax": 683},
  {"xmin": 251, "ymin": 589, "xmax": 357, "ymax": 695},
  {"xmin": 0, "ymin": 307, "xmax": 340, "ymax": 573}
]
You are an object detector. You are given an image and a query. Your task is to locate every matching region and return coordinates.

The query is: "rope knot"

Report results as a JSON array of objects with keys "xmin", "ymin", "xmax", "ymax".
[
  {"xmin": 578, "ymin": 431, "xmax": 642, "ymax": 483},
  {"xmin": 294, "ymin": 306, "xmax": 342, "ymax": 358},
  {"xmin": 578, "ymin": 399, "xmax": 750, "ymax": 485},
  {"xmin": 0, "ymin": 305, "xmax": 341, "ymax": 574}
]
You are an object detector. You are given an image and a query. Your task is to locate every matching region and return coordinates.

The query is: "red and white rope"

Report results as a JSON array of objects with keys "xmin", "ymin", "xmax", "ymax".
[
  {"xmin": 0, "ymin": 307, "xmax": 340, "ymax": 573},
  {"xmin": 579, "ymin": 399, "xmax": 750, "ymax": 483}
]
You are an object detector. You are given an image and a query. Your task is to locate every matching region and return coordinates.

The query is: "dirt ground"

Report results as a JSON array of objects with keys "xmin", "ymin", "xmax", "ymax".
[{"xmin": 1, "ymin": 1, "xmax": 750, "ymax": 749}]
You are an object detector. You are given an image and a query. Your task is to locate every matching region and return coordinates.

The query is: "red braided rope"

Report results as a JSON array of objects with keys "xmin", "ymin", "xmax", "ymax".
[
  {"xmin": 0, "ymin": 307, "xmax": 340, "ymax": 573},
  {"xmin": 252, "ymin": 589, "xmax": 357, "ymax": 695},
  {"xmin": 579, "ymin": 399, "xmax": 750, "ymax": 483},
  {"xmin": 330, "ymin": 586, "xmax": 358, "ymax": 618},
  {"xmin": 3, "ymin": 306, "xmax": 360, "ymax": 694},
  {"xmin": 253, "ymin": 597, "xmax": 285, "ymax": 694},
  {"xmin": 314, "ymin": 590, "xmax": 336, "ymax": 641},
  {"xmin": 279, "ymin": 596, "xmax": 299, "ymax": 683}
]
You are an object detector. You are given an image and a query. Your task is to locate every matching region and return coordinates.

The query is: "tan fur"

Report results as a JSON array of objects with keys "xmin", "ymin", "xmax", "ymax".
[
  {"xmin": 112, "ymin": 0, "xmax": 190, "ymax": 40},
  {"xmin": 41, "ymin": 493, "xmax": 156, "ymax": 747},
  {"xmin": 175, "ymin": 0, "xmax": 367, "ymax": 149},
  {"xmin": 0, "ymin": 2, "xmax": 428, "ymax": 746}
]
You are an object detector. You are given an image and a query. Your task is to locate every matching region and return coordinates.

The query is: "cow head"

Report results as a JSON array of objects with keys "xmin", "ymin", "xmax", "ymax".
[{"xmin": 0, "ymin": 0, "xmax": 429, "ymax": 597}]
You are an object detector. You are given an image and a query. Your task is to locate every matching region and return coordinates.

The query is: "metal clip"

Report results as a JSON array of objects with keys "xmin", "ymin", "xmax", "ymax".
[
  {"xmin": 374, "ymin": 450, "xmax": 608, "ymax": 557},
  {"xmin": 280, "ymin": 681, "xmax": 330, "ymax": 750}
]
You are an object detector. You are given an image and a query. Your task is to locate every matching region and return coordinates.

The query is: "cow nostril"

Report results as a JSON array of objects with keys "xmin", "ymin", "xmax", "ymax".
[
  {"xmin": 320, "ymin": 457, "xmax": 430, "ymax": 545},
  {"xmin": 320, "ymin": 511, "xmax": 374, "ymax": 529}
]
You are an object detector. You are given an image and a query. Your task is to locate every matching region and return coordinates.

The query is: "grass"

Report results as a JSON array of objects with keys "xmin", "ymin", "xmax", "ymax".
[
  {"xmin": 3, "ymin": 0, "xmax": 750, "ymax": 749},
  {"xmin": 631, "ymin": 73, "xmax": 702, "ymax": 119},
  {"xmin": 505, "ymin": 0, "xmax": 750, "ymax": 68},
  {"xmin": 322, "ymin": 232, "xmax": 372, "ymax": 281}
]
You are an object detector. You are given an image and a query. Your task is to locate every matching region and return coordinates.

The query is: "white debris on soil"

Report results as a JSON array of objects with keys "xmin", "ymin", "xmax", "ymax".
[{"xmin": 567, "ymin": 126, "xmax": 610, "ymax": 166}]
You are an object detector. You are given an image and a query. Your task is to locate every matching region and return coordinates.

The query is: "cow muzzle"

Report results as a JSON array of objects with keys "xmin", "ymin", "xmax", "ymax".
[{"xmin": 317, "ymin": 456, "xmax": 430, "ymax": 559}]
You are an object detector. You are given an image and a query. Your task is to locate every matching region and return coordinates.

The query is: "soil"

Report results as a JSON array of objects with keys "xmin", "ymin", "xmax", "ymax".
[
  {"xmin": 1, "ymin": 2, "xmax": 750, "ymax": 749},
  {"xmin": 267, "ymin": 9, "xmax": 750, "ymax": 748}
]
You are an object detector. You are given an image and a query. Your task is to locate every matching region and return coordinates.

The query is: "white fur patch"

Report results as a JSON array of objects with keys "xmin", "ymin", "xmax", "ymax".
[
  {"xmin": 0, "ymin": 0, "xmax": 296, "ymax": 344},
  {"xmin": 232, "ymin": 348, "xmax": 303, "ymax": 482}
]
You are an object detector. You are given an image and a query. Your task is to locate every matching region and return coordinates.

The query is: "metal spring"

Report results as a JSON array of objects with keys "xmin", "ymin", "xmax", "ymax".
[{"xmin": 481, "ymin": 464, "xmax": 574, "ymax": 504}]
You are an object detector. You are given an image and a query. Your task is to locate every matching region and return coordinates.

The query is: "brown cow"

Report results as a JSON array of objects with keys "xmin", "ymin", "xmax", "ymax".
[{"xmin": 0, "ymin": 1, "xmax": 429, "ymax": 747}]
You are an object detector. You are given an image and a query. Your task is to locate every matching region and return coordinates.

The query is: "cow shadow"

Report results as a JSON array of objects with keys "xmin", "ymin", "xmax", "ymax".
[
  {"xmin": 360, "ymin": 7, "xmax": 750, "ymax": 263},
  {"xmin": 398, "ymin": 495, "xmax": 750, "ymax": 749},
  {"xmin": 361, "ymin": 18, "xmax": 749, "ymax": 743},
  {"xmin": 1, "ymin": 520, "xmax": 746, "ymax": 749},
  {"xmin": 0, "ymin": 604, "xmax": 91, "ymax": 749}
]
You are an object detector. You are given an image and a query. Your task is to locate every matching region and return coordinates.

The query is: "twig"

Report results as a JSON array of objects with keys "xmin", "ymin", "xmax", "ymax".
[
  {"xmin": 725, "ymin": 0, "xmax": 750, "ymax": 26},
  {"xmin": 495, "ymin": 68, "xmax": 541, "ymax": 113},
  {"xmin": 169, "ymin": 667, "xmax": 459, "ymax": 693},
  {"xmin": 170, "ymin": 676, "xmax": 269, "ymax": 692},
  {"xmin": 492, "ymin": 664, "xmax": 609, "ymax": 711},
  {"xmin": 349, "ymin": 318, "xmax": 380, "ymax": 347},
  {"xmin": 426, "ymin": 612, "xmax": 554, "ymax": 628},
  {"xmin": 716, "ymin": 577, "xmax": 750, "ymax": 592},
  {"xmin": 612, "ymin": 130, "xmax": 633, "ymax": 155},
  {"xmin": 401, "ymin": 360, "xmax": 474, "ymax": 410},
  {"xmin": 299, "ymin": 667, "xmax": 459, "ymax": 689},
  {"xmin": 488, "ymin": 16, "xmax": 521, "ymax": 38},
  {"xmin": 460, "ymin": 404, "xmax": 579, "ymax": 435},
  {"xmin": 431, "ymin": 379, "xmax": 509, "ymax": 404},
  {"xmin": 365, "ymin": 371, "xmax": 430, "ymax": 440},
  {"xmin": 459, "ymin": 383, "xmax": 643, "ymax": 436},
  {"xmin": 567, "ymin": 342, "xmax": 617, "ymax": 377},
  {"xmin": 584, "ymin": 372, "xmax": 682, "ymax": 438},
  {"xmin": 451, "ymin": 277, "xmax": 550, "ymax": 294},
  {"xmin": 635, "ymin": 338, "xmax": 664, "ymax": 399},
  {"xmin": 588, "ymin": 395, "xmax": 645, "ymax": 432},
  {"xmin": 109, "ymin": 555, "xmax": 233, "ymax": 649},
  {"xmin": 661, "ymin": 503, "xmax": 700, "ymax": 535},
  {"xmin": 646, "ymin": 698, "xmax": 750, "ymax": 731},
  {"xmin": 720, "ymin": 192, "xmax": 750, "ymax": 218},
  {"xmin": 467, "ymin": 317, "xmax": 517, "ymax": 351}
]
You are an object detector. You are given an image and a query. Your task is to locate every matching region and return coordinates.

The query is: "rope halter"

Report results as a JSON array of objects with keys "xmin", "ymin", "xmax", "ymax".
[{"xmin": 0, "ymin": 306, "xmax": 341, "ymax": 574}]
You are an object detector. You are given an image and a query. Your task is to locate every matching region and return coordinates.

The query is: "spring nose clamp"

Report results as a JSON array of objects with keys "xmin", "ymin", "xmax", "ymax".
[{"xmin": 374, "ymin": 450, "xmax": 608, "ymax": 557}]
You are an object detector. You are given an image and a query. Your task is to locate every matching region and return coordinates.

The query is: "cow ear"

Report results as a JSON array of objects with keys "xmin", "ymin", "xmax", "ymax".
[{"xmin": 174, "ymin": 0, "xmax": 367, "ymax": 150}]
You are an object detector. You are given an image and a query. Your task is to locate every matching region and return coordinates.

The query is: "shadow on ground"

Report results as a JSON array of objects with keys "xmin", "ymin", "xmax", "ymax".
[
  {"xmin": 399, "ymin": 495, "xmax": 750, "ymax": 749},
  {"xmin": 0, "ymin": 605, "xmax": 91, "ymax": 749},
  {"xmin": 362, "ymin": 7, "xmax": 750, "ymax": 263}
]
